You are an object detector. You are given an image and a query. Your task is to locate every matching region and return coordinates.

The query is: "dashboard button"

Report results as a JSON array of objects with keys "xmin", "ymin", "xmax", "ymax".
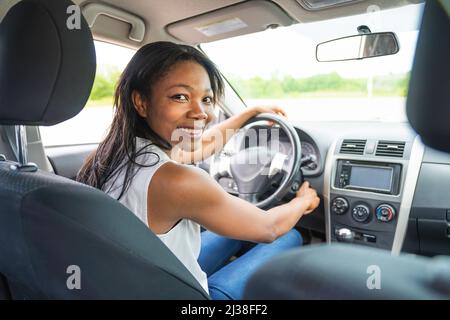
[
  {"xmin": 376, "ymin": 204, "xmax": 396, "ymax": 222},
  {"xmin": 331, "ymin": 197, "xmax": 349, "ymax": 215},
  {"xmin": 352, "ymin": 204, "xmax": 371, "ymax": 223}
]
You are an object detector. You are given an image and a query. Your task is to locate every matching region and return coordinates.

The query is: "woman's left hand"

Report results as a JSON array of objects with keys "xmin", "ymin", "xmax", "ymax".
[{"xmin": 247, "ymin": 105, "xmax": 288, "ymax": 118}]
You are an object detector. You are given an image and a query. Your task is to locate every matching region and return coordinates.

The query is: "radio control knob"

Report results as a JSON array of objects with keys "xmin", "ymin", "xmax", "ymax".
[
  {"xmin": 376, "ymin": 204, "xmax": 396, "ymax": 222},
  {"xmin": 331, "ymin": 197, "xmax": 349, "ymax": 215},
  {"xmin": 352, "ymin": 204, "xmax": 371, "ymax": 223}
]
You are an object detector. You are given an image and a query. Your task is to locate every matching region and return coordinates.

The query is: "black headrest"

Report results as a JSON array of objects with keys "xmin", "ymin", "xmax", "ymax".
[
  {"xmin": 0, "ymin": 0, "xmax": 96, "ymax": 126},
  {"xmin": 406, "ymin": 0, "xmax": 450, "ymax": 152}
]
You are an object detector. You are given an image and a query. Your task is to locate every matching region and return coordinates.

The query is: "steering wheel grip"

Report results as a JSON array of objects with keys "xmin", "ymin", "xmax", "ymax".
[{"xmin": 238, "ymin": 113, "xmax": 303, "ymax": 208}]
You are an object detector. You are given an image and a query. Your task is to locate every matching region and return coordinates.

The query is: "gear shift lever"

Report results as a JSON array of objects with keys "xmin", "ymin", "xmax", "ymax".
[{"xmin": 335, "ymin": 228, "xmax": 355, "ymax": 242}]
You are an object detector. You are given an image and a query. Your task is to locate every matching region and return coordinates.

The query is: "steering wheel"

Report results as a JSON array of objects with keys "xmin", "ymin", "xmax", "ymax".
[{"xmin": 212, "ymin": 113, "xmax": 303, "ymax": 209}]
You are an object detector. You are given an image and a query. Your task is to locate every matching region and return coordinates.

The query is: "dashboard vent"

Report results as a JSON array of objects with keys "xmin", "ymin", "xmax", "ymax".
[
  {"xmin": 340, "ymin": 139, "xmax": 366, "ymax": 155},
  {"xmin": 376, "ymin": 141, "xmax": 405, "ymax": 158}
]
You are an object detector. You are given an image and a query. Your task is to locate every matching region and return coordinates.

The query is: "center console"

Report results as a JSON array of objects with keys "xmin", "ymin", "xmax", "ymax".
[{"xmin": 324, "ymin": 137, "xmax": 424, "ymax": 253}]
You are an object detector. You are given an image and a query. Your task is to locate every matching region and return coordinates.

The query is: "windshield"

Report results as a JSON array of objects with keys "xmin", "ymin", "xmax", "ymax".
[{"xmin": 202, "ymin": 3, "xmax": 424, "ymax": 122}]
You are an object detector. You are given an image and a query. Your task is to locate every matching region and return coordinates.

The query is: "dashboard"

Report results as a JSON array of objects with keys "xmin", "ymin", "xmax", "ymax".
[
  {"xmin": 241, "ymin": 125, "xmax": 322, "ymax": 176},
  {"xmin": 210, "ymin": 121, "xmax": 450, "ymax": 257},
  {"xmin": 274, "ymin": 139, "xmax": 316, "ymax": 161},
  {"xmin": 278, "ymin": 140, "xmax": 320, "ymax": 174}
]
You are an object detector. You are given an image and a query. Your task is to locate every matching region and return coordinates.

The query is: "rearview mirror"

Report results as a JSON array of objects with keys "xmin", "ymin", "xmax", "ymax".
[{"xmin": 316, "ymin": 32, "xmax": 400, "ymax": 62}]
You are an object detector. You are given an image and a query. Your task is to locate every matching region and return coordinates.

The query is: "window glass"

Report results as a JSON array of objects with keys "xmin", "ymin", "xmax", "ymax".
[
  {"xmin": 202, "ymin": 4, "xmax": 424, "ymax": 122},
  {"xmin": 40, "ymin": 41, "xmax": 135, "ymax": 146}
]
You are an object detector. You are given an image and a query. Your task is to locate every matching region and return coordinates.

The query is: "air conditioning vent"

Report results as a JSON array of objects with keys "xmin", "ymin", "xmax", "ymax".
[
  {"xmin": 376, "ymin": 141, "xmax": 405, "ymax": 158},
  {"xmin": 340, "ymin": 139, "xmax": 366, "ymax": 155}
]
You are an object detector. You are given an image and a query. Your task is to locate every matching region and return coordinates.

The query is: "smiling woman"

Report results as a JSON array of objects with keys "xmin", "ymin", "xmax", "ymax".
[
  {"xmin": 75, "ymin": 41, "xmax": 320, "ymax": 300},
  {"xmin": 131, "ymin": 61, "xmax": 216, "ymax": 153},
  {"xmin": 76, "ymin": 41, "xmax": 224, "ymax": 194}
]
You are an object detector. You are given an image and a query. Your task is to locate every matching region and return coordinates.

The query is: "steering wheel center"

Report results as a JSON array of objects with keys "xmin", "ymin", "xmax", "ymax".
[
  {"xmin": 230, "ymin": 146, "xmax": 278, "ymax": 194},
  {"xmin": 212, "ymin": 113, "xmax": 303, "ymax": 208}
]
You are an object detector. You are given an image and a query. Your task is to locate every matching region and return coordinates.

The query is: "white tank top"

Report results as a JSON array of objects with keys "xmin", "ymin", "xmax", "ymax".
[{"xmin": 103, "ymin": 136, "xmax": 209, "ymax": 294}]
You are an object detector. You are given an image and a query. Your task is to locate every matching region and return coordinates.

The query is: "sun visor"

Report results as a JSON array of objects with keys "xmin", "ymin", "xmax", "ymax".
[{"xmin": 166, "ymin": 0, "xmax": 294, "ymax": 44}]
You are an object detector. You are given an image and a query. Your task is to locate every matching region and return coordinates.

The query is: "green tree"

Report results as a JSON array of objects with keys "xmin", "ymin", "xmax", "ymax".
[
  {"xmin": 88, "ymin": 65, "xmax": 121, "ymax": 101},
  {"xmin": 228, "ymin": 72, "xmax": 409, "ymax": 99}
]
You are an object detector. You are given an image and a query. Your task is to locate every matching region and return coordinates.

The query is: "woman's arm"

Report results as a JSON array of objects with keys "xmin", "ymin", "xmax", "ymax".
[
  {"xmin": 147, "ymin": 162, "xmax": 320, "ymax": 243},
  {"xmin": 171, "ymin": 106, "xmax": 287, "ymax": 164}
]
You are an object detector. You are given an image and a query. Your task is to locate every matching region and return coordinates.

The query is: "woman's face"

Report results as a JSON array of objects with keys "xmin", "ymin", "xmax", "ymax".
[{"xmin": 134, "ymin": 60, "xmax": 215, "ymax": 151}]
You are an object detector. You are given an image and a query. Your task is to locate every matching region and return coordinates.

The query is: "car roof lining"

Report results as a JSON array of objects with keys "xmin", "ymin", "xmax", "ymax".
[
  {"xmin": 167, "ymin": 1, "xmax": 294, "ymax": 45},
  {"xmin": 0, "ymin": 0, "xmax": 21, "ymax": 23},
  {"xmin": 1, "ymin": 0, "xmax": 425, "ymax": 49}
]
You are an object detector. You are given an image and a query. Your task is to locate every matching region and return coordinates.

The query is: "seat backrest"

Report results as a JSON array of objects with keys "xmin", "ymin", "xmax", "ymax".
[
  {"xmin": 0, "ymin": 0, "xmax": 208, "ymax": 299},
  {"xmin": 406, "ymin": 0, "xmax": 450, "ymax": 152},
  {"xmin": 0, "ymin": 159, "xmax": 208, "ymax": 299}
]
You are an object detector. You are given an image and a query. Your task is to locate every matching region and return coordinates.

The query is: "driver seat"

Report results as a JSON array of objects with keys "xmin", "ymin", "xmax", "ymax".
[{"xmin": 0, "ymin": 0, "xmax": 208, "ymax": 299}]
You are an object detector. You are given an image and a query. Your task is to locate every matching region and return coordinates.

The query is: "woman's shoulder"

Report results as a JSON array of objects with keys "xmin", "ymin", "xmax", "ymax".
[
  {"xmin": 148, "ymin": 160, "xmax": 222, "ymax": 223},
  {"xmin": 135, "ymin": 137, "xmax": 212, "ymax": 193},
  {"xmin": 149, "ymin": 160, "xmax": 213, "ymax": 200},
  {"xmin": 154, "ymin": 160, "xmax": 206, "ymax": 181}
]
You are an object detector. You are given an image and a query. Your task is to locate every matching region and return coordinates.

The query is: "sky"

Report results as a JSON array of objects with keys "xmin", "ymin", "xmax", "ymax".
[{"xmin": 93, "ymin": 2, "xmax": 425, "ymax": 80}]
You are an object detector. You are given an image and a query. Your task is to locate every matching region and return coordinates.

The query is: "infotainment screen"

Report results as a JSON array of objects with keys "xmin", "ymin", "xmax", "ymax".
[{"xmin": 349, "ymin": 165, "xmax": 393, "ymax": 192}]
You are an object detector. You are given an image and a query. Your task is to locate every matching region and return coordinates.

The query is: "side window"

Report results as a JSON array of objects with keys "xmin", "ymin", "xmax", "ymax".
[{"xmin": 40, "ymin": 41, "xmax": 135, "ymax": 147}]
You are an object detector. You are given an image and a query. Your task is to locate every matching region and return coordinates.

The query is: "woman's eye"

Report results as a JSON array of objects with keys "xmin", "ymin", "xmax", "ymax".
[
  {"xmin": 203, "ymin": 96, "xmax": 213, "ymax": 104},
  {"xmin": 172, "ymin": 94, "xmax": 188, "ymax": 102}
]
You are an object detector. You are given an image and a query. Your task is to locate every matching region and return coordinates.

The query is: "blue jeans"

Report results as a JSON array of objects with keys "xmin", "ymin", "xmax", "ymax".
[{"xmin": 198, "ymin": 229, "xmax": 303, "ymax": 300}]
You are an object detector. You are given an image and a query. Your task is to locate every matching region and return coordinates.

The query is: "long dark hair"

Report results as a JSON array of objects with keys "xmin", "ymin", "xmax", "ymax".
[{"xmin": 76, "ymin": 41, "xmax": 224, "ymax": 200}]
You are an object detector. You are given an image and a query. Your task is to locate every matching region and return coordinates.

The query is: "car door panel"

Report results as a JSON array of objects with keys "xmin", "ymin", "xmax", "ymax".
[{"xmin": 46, "ymin": 144, "xmax": 97, "ymax": 180}]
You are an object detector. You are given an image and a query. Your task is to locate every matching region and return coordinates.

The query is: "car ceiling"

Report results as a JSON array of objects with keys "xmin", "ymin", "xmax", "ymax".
[{"xmin": 1, "ymin": 0, "xmax": 424, "ymax": 48}]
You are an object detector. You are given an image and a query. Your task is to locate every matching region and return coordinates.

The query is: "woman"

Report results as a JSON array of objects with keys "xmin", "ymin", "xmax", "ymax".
[{"xmin": 77, "ymin": 41, "xmax": 320, "ymax": 300}]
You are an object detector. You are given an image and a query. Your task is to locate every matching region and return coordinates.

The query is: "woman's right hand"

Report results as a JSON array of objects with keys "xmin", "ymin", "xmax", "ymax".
[{"xmin": 295, "ymin": 181, "xmax": 320, "ymax": 215}]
